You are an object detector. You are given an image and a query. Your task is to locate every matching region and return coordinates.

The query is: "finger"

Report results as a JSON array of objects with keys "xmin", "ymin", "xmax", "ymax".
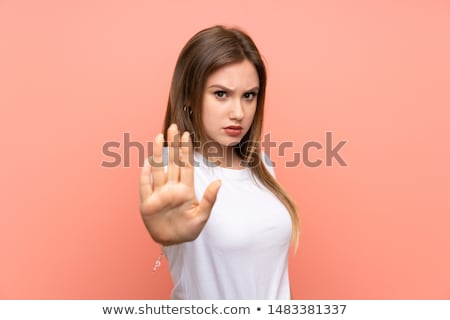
[
  {"xmin": 167, "ymin": 123, "xmax": 180, "ymax": 182},
  {"xmin": 139, "ymin": 157, "xmax": 153, "ymax": 201},
  {"xmin": 151, "ymin": 133, "xmax": 166, "ymax": 189},
  {"xmin": 197, "ymin": 179, "xmax": 222, "ymax": 220},
  {"xmin": 179, "ymin": 131, "xmax": 194, "ymax": 186}
]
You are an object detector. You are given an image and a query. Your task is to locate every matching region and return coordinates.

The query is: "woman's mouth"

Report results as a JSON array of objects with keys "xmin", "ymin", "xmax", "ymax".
[{"xmin": 223, "ymin": 126, "xmax": 243, "ymax": 136}]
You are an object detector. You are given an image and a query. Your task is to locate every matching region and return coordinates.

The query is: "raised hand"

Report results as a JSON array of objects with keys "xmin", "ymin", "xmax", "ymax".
[{"xmin": 139, "ymin": 124, "xmax": 222, "ymax": 246}]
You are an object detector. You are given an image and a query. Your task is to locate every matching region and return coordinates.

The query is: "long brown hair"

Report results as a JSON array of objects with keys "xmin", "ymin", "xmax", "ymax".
[{"xmin": 163, "ymin": 25, "xmax": 300, "ymax": 249}]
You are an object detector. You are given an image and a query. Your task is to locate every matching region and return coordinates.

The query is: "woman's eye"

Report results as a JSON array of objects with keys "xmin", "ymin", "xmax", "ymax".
[
  {"xmin": 214, "ymin": 91, "xmax": 227, "ymax": 99},
  {"xmin": 244, "ymin": 92, "xmax": 256, "ymax": 100}
]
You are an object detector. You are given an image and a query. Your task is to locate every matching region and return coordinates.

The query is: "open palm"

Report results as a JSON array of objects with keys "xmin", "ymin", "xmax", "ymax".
[{"xmin": 139, "ymin": 124, "xmax": 222, "ymax": 246}]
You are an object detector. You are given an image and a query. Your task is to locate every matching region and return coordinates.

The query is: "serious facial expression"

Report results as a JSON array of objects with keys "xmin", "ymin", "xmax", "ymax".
[{"xmin": 201, "ymin": 59, "xmax": 259, "ymax": 148}]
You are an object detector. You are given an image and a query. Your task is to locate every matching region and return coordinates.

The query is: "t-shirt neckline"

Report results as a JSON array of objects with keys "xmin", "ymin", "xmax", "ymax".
[{"xmin": 193, "ymin": 151, "xmax": 251, "ymax": 179}]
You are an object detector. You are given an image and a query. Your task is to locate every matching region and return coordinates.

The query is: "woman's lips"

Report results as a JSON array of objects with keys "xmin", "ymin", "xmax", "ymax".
[{"xmin": 223, "ymin": 126, "xmax": 242, "ymax": 136}]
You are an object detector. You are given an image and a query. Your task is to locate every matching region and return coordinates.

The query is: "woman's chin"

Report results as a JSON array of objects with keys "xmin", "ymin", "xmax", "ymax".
[
  {"xmin": 213, "ymin": 137, "xmax": 241, "ymax": 147},
  {"xmin": 226, "ymin": 140, "xmax": 240, "ymax": 147}
]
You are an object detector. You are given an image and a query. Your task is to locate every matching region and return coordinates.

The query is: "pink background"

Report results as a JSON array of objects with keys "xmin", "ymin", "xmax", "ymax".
[{"xmin": 1, "ymin": 0, "xmax": 449, "ymax": 299}]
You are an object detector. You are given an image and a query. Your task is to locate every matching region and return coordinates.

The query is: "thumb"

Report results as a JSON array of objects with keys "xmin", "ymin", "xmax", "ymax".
[{"xmin": 198, "ymin": 179, "xmax": 222, "ymax": 219}]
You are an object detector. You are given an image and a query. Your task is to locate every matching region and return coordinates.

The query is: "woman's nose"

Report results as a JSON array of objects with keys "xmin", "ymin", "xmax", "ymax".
[{"xmin": 229, "ymin": 99, "xmax": 244, "ymax": 120}]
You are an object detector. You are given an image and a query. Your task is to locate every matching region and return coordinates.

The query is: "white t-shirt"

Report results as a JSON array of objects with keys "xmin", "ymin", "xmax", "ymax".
[{"xmin": 163, "ymin": 150, "xmax": 292, "ymax": 299}]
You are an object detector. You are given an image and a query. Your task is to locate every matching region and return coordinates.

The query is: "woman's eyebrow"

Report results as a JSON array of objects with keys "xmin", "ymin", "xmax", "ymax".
[{"xmin": 207, "ymin": 84, "xmax": 260, "ymax": 92}]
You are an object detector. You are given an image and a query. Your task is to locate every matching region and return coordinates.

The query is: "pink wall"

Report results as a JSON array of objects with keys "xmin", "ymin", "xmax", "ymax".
[{"xmin": 1, "ymin": 0, "xmax": 449, "ymax": 299}]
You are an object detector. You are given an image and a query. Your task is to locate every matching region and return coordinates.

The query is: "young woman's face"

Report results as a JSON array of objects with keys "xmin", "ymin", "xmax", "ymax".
[{"xmin": 201, "ymin": 59, "xmax": 259, "ymax": 148}]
